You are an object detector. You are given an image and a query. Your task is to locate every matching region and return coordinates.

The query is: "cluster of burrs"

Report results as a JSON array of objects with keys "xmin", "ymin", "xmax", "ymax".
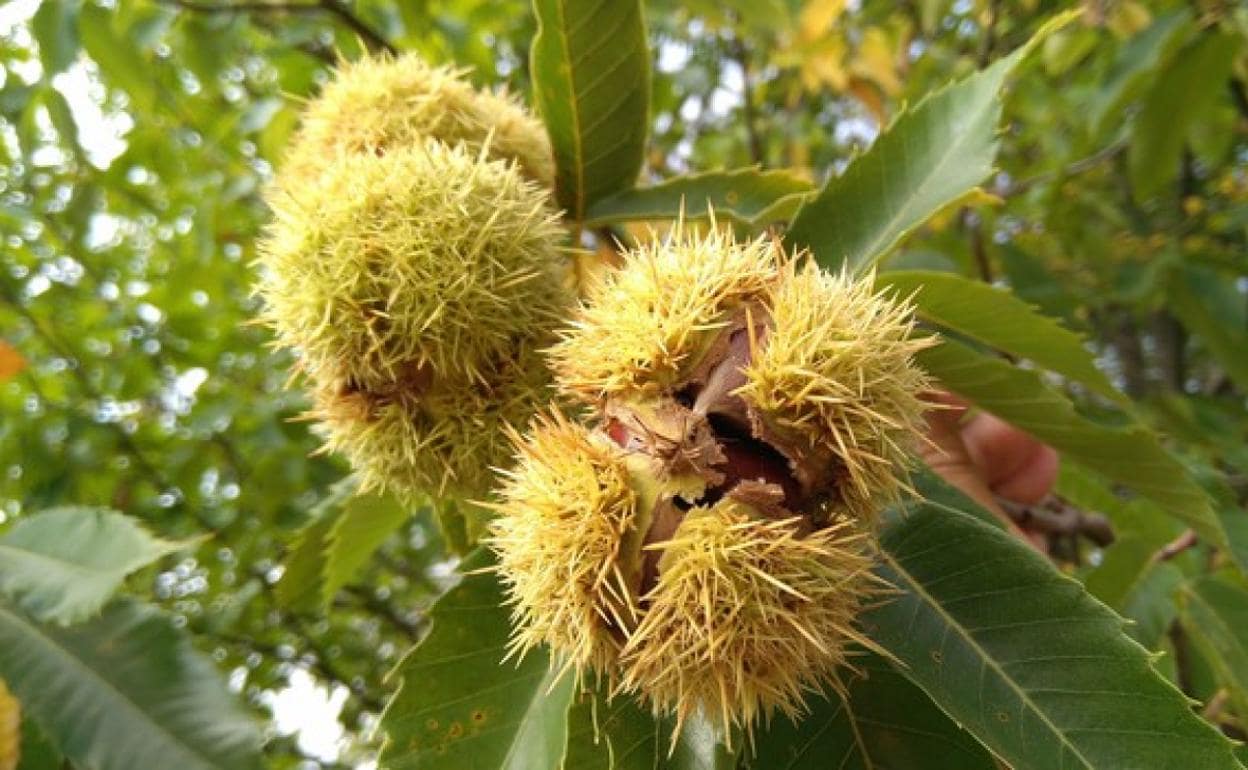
[
  {"xmin": 256, "ymin": 54, "xmax": 570, "ymax": 509},
  {"xmin": 489, "ymin": 222, "xmax": 934, "ymax": 742},
  {"xmin": 257, "ymin": 52, "xmax": 935, "ymax": 745}
]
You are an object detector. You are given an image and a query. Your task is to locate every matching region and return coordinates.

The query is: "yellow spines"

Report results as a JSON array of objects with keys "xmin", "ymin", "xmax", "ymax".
[
  {"xmin": 738, "ymin": 263, "xmax": 935, "ymax": 521},
  {"xmin": 550, "ymin": 223, "xmax": 780, "ymax": 403},
  {"xmin": 280, "ymin": 53, "xmax": 553, "ymax": 187},
  {"xmin": 259, "ymin": 141, "xmax": 568, "ymax": 389},
  {"xmin": 619, "ymin": 498, "xmax": 877, "ymax": 740},
  {"xmin": 491, "ymin": 222, "xmax": 934, "ymax": 745},
  {"xmin": 488, "ymin": 412, "xmax": 643, "ymax": 674},
  {"xmin": 258, "ymin": 139, "xmax": 571, "ymax": 503},
  {"xmin": 0, "ymin": 680, "xmax": 18, "ymax": 770},
  {"xmin": 307, "ymin": 334, "xmax": 553, "ymax": 501}
]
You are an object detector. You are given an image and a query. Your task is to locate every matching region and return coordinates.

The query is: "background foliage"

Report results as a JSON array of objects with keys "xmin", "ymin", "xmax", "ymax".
[{"xmin": 0, "ymin": 0, "xmax": 1246, "ymax": 767}]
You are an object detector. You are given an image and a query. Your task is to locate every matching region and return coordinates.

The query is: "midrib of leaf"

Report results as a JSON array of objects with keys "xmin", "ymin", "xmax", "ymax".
[
  {"xmin": 0, "ymin": 604, "xmax": 218, "ymax": 770},
  {"xmin": 863, "ymin": 127, "xmax": 994, "ymax": 272},
  {"xmin": 876, "ymin": 544, "xmax": 1095, "ymax": 769},
  {"xmin": 783, "ymin": 702, "xmax": 841, "ymax": 770},
  {"xmin": 500, "ymin": 666, "xmax": 567, "ymax": 770},
  {"xmin": 554, "ymin": 0, "xmax": 585, "ymax": 221},
  {"xmin": 840, "ymin": 698, "xmax": 874, "ymax": 770}
]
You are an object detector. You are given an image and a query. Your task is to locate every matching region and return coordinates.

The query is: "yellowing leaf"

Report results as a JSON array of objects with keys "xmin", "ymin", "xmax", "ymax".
[
  {"xmin": 798, "ymin": 0, "xmax": 846, "ymax": 43},
  {"xmin": 848, "ymin": 77, "xmax": 886, "ymax": 124},
  {"xmin": 1107, "ymin": 1, "xmax": 1152, "ymax": 38},
  {"xmin": 852, "ymin": 27, "xmax": 902, "ymax": 96},
  {"xmin": 800, "ymin": 36, "xmax": 849, "ymax": 92},
  {"xmin": 0, "ymin": 343, "xmax": 24, "ymax": 382}
]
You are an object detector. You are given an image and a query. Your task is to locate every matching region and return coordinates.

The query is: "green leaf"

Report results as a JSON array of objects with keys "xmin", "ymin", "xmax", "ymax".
[
  {"xmin": 1088, "ymin": 10, "xmax": 1192, "ymax": 136},
  {"xmin": 1179, "ymin": 576, "xmax": 1248, "ymax": 720},
  {"xmin": 865, "ymin": 483, "xmax": 1241, "ymax": 769},
  {"xmin": 1168, "ymin": 267, "xmax": 1248, "ymax": 394},
  {"xmin": 275, "ymin": 505, "xmax": 340, "ymax": 611},
  {"xmin": 18, "ymin": 716, "xmax": 64, "ymax": 770},
  {"xmin": 1128, "ymin": 31, "xmax": 1241, "ymax": 201},
  {"xmin": 530, "ymin": 0, "xmax": 650, "ymax": 222},
  {"xmin": 786, "ymin": 12, "xmax": 1076, "ymax": 272},
  {"xmin": 563, "ymin": 691, "xmax": 736, "ymax": 770},
  {"xmin": 879, "ymin": 270, "xmax": 1123, "ymax": 402},
  {"xmin": 279, "ymin": 489, "xmax": 412, "ymax": 609},
  {"xmin": 32, "ymin": 0, "xmax": 80, "ymax": 75},
  {"xmin": 380, "ymin": 549, "xmax": 575, "ymax": 769},
  {"xmin": 322, "ymin": 493, "xmax": 412, "ymax": 606},
  {"xmin": 584, "ymin": 168, "xmax": 814, "ymax": 231},
  {"xmin": 747, "ymin": 653, "xmax": 996, "ymax": 770},
  {"xmin": 0, "ymin": 507, "xmax": 189, "ymax": 625},
  {"xmin": 80, "ymin": 5, "xmax": 156, "ymax": 112},
  {"xmin": 0, "ymin": 599, "xmax": 263, "ymax": 770},
  {"xmin": 918, "ymin": 338, "xmax": 1229, "ymax": 554}
]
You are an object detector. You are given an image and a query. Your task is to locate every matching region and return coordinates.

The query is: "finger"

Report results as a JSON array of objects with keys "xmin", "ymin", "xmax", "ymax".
[
  {"xmin": 991, "ymin": 444, "xmax": 1058, "ymax": 505},
  {"xmin": 960, "ymin": 412, "xmax": 1058, "ymax": 503}
]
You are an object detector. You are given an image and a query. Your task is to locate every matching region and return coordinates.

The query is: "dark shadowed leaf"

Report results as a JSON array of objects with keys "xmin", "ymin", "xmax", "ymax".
[
  {"xmin": 1179, "ymin": 576, "xmax": 1248, "ymax": 720},
  {"xmin": 380, "ymin": 549, "xmax": 574, "ymax": 769},
  {"xmin": 746, "ymin": 653, "xmax": 996, "ymax": 770},
  {"xmin": 563, "ymin": 690, "xmax": 736, "ymax": 770},
  {"xmin": 865, "ymin": 479, "xmax": 1241, "ymax": 769},
  {"xmin": 32, "ymin": 0, "xmax": 80, "ymax": 75},
  {"xmin": 1128, "ymin": 32, "xmax": 1241, "ymax": 201}
]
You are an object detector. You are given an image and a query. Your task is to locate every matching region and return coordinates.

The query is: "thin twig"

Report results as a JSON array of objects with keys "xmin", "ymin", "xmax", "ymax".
[
  {"xmin": 996, "ymin": 495, "xmax": 1116, "ymax": 547},
  {"xmin": 1151, "ymin": 529, "xmax": 1198, "ymax": 564},
  {"xmin": 1000, "ymin": 141, "xmax": 1126, "ymax": 198}
]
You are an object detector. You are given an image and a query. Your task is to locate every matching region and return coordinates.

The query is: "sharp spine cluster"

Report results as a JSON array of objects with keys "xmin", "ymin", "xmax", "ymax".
[
  {"xmin": 491, "ymin": 221, "xmax": 933, "ymax": 745},
  {"xmin": 279, "ymin": 53, "xmax": 554, "ymax": 187},
  {"xmin": 256, "ymin": 57, "xmax": 568, "ymax": 503}
]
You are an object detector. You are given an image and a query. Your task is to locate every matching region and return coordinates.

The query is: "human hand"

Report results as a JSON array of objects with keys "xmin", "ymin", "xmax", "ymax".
[{"xmin": 920, "ymin": 393, "xmax": 1058, "ymax": 549}]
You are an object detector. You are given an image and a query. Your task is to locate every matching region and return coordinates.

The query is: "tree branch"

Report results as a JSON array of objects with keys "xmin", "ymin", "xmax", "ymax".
[
  {"xmin": 728, "ymin": 34, "xmax": 764, "ymax": 165},
  {"xmin": 161, "ymin": 0, "xmax": 397, "ymax": 56}
]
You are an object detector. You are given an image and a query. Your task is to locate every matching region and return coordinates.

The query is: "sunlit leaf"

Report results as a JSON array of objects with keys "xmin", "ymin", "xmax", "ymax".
[
  {"xmin": 321, "ymin": 492, "xmax": 412, "ymax": 606},
  {"xmin": 787, "ymin": 12, "xmax": 1077, "ymax": 272},
  {"xmin": 0, "ymin": 507, "xmax": 190, "ymax": 625},
  {"xmin": 530, "ymin": 0, "xmax": 650, "ymax": 223},
  {"xmin": 879, "ymin": 270, "xmax": 1123, "ymax": 402}
]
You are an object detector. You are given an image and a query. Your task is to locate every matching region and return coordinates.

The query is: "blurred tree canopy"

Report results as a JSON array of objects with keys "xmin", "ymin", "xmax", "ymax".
[{"xmin": 0, "ymin": 0, "xmax": 1246, "ymax": 767}]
